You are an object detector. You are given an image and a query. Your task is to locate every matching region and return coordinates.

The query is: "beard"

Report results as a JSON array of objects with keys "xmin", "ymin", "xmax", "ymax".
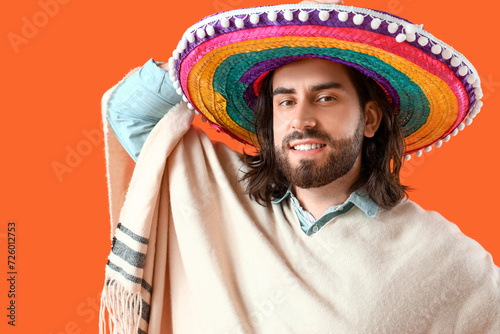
[{"xmin": 275, "ymin": 117, "xmax": 364, "ymax": 189}]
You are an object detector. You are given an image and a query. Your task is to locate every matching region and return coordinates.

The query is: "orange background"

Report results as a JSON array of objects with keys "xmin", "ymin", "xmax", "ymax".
[{"xmin": 1, "ymin": 0, "xmax": 498, "ymax": 333}]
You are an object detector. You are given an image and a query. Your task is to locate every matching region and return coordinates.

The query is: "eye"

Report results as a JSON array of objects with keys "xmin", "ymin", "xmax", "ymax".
[
  {"xmin": 278, "ymin": 100, "xmax": 296, "ymax": 107},
  {"xmin": 317, "ymin": 95, "xmax": 337, "ymax": 102}
]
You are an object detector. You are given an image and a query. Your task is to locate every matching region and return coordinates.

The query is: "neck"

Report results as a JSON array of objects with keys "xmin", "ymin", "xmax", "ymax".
[{"xmin": 293, "ymin": 156, "xmax": 361, "ymax": 219}]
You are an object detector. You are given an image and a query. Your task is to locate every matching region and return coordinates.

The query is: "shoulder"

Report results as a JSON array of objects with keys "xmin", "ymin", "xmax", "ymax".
[
  {"xmin": 378, "ymin": 198, "xmax": 443, "ymax": 221},
  {"xmin": 376, "ymin": 198, "xmax": 498, "ymax": 276},
  {"xmin": 376, "ymin": 198, "xmax": 460, "ymax": 237},
  {"xmin": 371, "ymin": 198, "xmax": 493, "ymax": 271}
]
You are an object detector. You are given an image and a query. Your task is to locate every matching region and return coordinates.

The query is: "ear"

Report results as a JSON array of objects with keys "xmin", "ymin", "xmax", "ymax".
[{"xmin": 363, "ymin": 101, "xmax": 382, "ymax": 138}]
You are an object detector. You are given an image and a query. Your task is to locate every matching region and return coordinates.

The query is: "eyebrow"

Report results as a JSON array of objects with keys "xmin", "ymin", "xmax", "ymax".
[
  {"xmin": 272, "ymin": 82, "xmax": 345, "ymax": 96},
  {"xmin": 311, "ymin": 82, "xmax": 345, "ymax": 92},
  {"xmin": 273, "ymin": 87, "xmax": 295, "ymax": 96}
]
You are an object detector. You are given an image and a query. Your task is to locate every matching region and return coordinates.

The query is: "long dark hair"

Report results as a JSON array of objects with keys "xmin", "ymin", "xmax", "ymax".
[{"xmin": 240, "ymin": 64, "xmax": 409, "ymax": 209}]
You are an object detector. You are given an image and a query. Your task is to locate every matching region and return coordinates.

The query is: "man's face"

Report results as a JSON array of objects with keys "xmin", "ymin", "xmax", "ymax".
[{"xmin": 272, "ymin": 59, "xmax": 366, "ymax": 189}]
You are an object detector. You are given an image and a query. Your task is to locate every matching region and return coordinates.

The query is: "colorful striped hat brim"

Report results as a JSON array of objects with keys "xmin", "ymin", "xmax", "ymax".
[{"xmin": 168, "ymin": 3, "xmax": 483, "ymax": 159}]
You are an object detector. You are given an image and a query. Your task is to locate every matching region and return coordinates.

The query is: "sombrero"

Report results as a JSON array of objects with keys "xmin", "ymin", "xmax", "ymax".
[{"xmin": 167, "ymin": 3, "xmax": 483, "ymax": 159}]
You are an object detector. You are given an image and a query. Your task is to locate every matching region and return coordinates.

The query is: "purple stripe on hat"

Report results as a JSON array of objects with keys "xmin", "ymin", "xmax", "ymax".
[
  {"xmin": 240, "ymin": 54, "xmax": 400, "ymax": 111},
  {"xmin": 243, "ymin": 85, "xmax": 258, "ymax": 111}
]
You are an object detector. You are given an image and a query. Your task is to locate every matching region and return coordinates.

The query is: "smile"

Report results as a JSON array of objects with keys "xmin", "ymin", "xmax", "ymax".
[{"xmin": 291, "ymin": 143, "xmax": 326, "ymax": 151}]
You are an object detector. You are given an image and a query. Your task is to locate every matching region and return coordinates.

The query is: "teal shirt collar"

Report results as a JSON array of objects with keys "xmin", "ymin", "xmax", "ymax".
[{"xmin": 272, "ymin": 189, "xmax": 378, "ymax": 235}]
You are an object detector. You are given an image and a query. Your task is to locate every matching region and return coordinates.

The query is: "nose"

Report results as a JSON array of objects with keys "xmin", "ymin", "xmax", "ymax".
[{"xmin": 291, "ymin": 104, "xmax": 316, "ymax": 130}]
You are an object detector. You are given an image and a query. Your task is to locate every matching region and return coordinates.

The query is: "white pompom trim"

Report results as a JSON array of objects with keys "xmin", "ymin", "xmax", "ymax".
[
  {"xmin": 395, "ymin": 33, "xmax": 406, "ymax": 43},
  {"xmin": 418, "ymin": 36, "xmax": 429, "ymax": 46},
  {"xmin": 206, "ymin": 25, "xmax": 215, "ymax": 36},
  {"xmin": 284, "ymin": 10, "xmax": 294, "ymax": 21},
  {"xmin": 267, "ymin": 11, "xmax": 277, "ymax": 22},
  {"xmin": 299, "ymin": 11, "xmax": 309, "ymax": 22},
  {"xmin": 250, "ymin": 13, "xmax": 260, "ymax": 24},
  {"xmin": 370, "ymin": 18, "xmax": 381, "ymax": 29},
  {"xmin": 387, "ymin": 22, "xmax": 399, "ymax": 34},
  {"xmin": 318, "ymin": 10, "xmax": 329, "ymax": 21},
  {"xmin": 235, "ymin": 18, "xmax": 244, "ymax": 28},
  {"xmin": 338, "ymin": 12, "xmax": 348, "ymax": 22},
  {"xmin": 353, "ymin": 14, "xmax": 364, "ymax": 25},
  {"xmin": 221, "ymin": 17, "xmax": 230, "ymax": 28}
]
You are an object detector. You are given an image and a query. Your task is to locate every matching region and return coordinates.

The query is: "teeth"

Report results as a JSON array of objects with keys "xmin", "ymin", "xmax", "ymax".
[{"xmin": 292, "ymin": 143, "xmax": 325, "ymax": 151}]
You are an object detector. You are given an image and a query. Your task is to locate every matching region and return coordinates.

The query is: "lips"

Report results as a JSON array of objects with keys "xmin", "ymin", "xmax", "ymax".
[
  {"xmin": 291, "ymin": 143, "xmax": 326, "ymax": 151},
  {"xmin": 283, "ymin": 130, "xmax": 332, "ymax": 155}
]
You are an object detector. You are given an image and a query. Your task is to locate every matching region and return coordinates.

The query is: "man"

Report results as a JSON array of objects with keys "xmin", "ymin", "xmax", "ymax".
[{"xmin": 100, "ymin": 1, "xmax": 500, "ymax": 333}]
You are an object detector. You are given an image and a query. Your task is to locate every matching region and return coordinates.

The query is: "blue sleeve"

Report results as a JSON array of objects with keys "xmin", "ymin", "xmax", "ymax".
[{"xmin": 106, "ymin": 58, "xmax": 182, "ymax": 161}]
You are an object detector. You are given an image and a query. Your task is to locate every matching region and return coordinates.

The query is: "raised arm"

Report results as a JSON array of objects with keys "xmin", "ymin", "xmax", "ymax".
[
  {"xmin": 106, "ymin": 1, "xmax": 344, "ymax": 162},
  {"xmin": 105, "ymin": 58, "xmax": 182, "ymax": 161}
]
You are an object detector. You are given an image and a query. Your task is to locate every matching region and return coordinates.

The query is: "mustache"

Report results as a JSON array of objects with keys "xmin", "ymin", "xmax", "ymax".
[{"xmin": 281, "ymin": 129, "xmax": 334, "ymax": 147}]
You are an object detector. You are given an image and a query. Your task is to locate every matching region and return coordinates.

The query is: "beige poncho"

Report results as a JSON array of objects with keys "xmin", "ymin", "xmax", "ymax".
[{"xmin": 100, "ymin": 85, "xmax": 500, "ymax": 334}]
